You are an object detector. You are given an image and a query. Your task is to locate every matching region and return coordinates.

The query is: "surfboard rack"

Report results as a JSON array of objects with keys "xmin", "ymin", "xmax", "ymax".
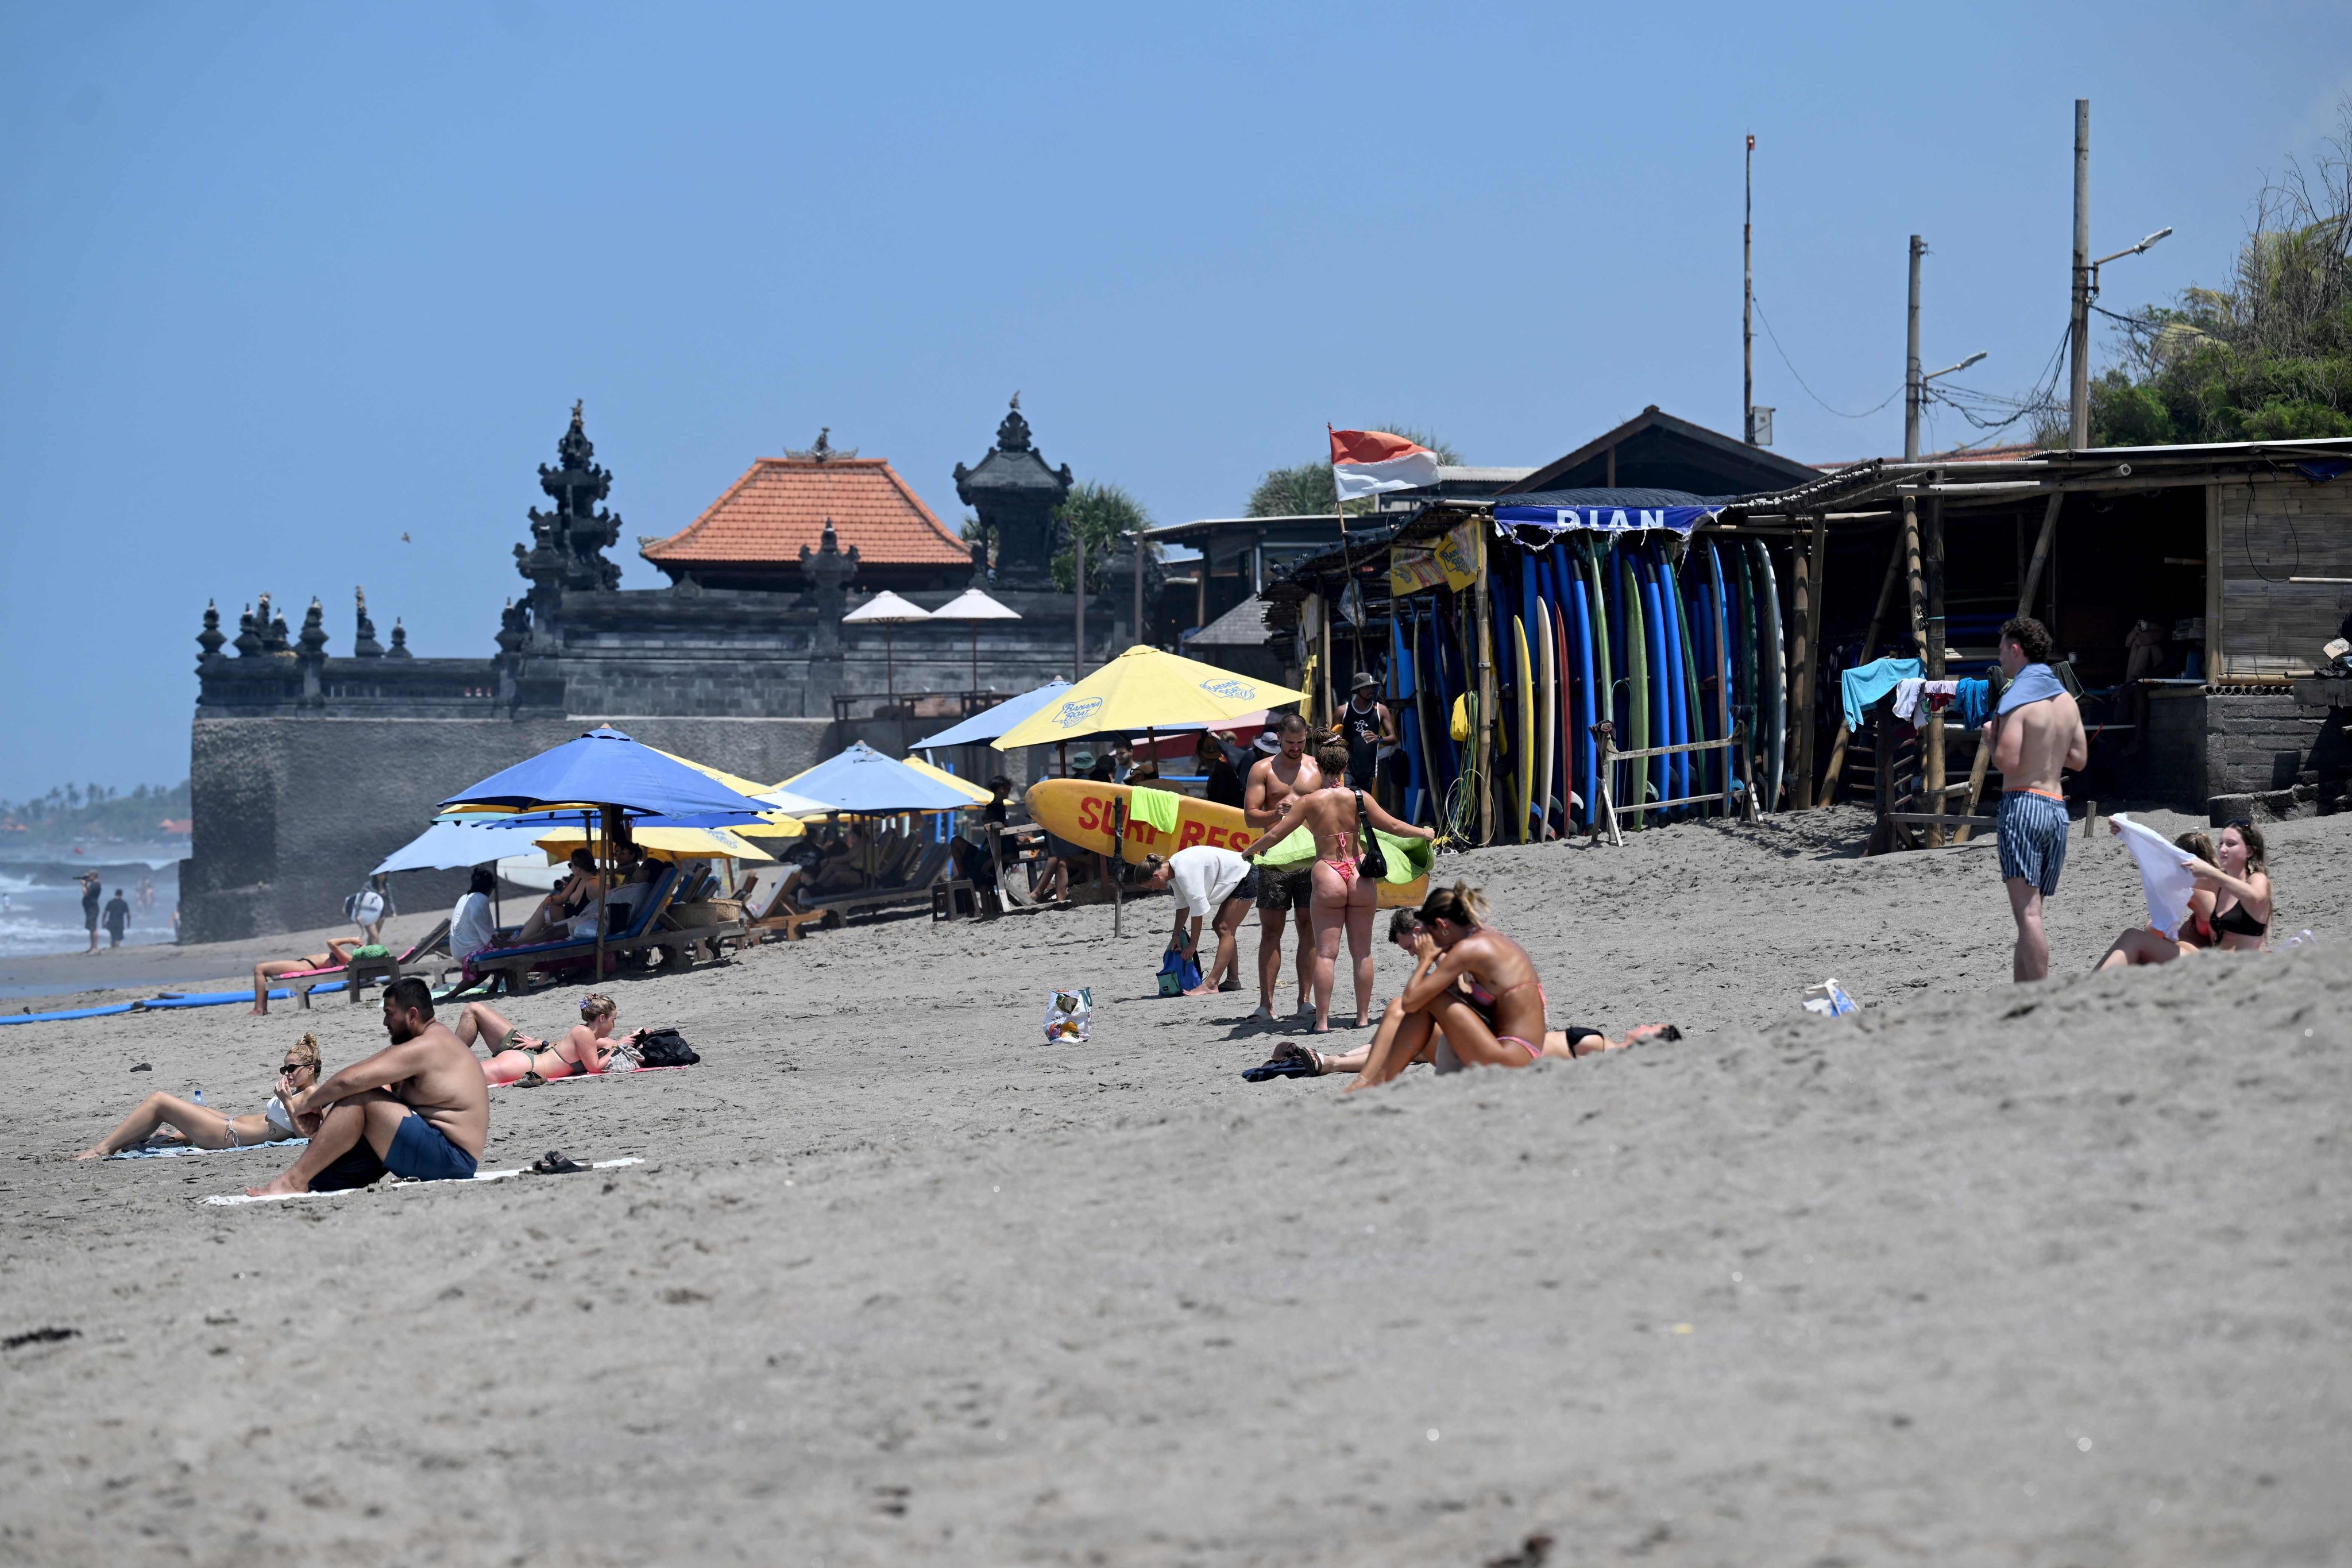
[{"xmin": 1589, "ymin": 720, "xmax": 1759, "ymax": 847}]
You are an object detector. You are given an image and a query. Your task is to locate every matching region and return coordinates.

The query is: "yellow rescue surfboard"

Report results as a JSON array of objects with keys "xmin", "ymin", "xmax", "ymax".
[{"xmin": 1022, "ymin": 778, "xmax": 1430, "ymax": 907}]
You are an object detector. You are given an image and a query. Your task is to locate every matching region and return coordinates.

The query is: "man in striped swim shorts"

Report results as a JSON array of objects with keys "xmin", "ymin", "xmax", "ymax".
[{"xmin": 1986, "ymin": 616, "xmax": 2088, "ymax": 982}]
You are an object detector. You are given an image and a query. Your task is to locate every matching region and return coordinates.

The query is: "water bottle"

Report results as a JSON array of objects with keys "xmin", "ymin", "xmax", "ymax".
[{"xmin": 191, "ymin": 1088, "xmax": 204, "ymax": 1108}]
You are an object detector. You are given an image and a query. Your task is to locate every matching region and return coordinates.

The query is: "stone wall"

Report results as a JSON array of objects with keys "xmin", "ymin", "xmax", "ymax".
[{"xmin": 181, "ymin": 715, "xmax": 833, "ymax": 942}]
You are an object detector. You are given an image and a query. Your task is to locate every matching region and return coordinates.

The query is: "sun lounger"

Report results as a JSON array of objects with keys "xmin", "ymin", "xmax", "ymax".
[
  {"xmin": 283, "ymin": 920, "xmax": 453, "ymax": 1010},
  {"xmin": 784, "ymin": 843, "xmax": 954, "ymax": 925},
  {"xmin": 454, "ymin": 868, "xmax": 690, "ymax": 996}
]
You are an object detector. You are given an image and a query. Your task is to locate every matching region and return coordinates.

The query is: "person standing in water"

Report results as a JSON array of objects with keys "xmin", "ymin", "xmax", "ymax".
[
  {"xmin": 1984, "ymin": 616, "xmax": 2088, "ymax": 983},
  {"xmin": 102, "ymin": 888, "xmax": 130, "ymax": 948}
]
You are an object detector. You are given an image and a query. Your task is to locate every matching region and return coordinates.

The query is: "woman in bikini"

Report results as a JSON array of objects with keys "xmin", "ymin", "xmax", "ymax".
[
  {"xmin": 514, "ymin": 850, "xmax": 607, "ymax": 944},
  {"xmin": 2094, "ymin": 830, "xmax": 2220, "ymax": 970},
  {"xmin": 1238, "ymin": 739, "xmax": 1435, "ymax": 1033},
  {"xmin": 2200, "ymin": 820, "xmax": 2274, "ymax": 951},
  {"xmin": 248, "ymin": 940, "xmax": 362, "ymax": 1015},
  {"xmin": 75, "ymin": 1034, "xmax": 323, "ymax": 1158},
  {"xmin": 458, "ymin": 991, "xmax": 642, "ymax": 1085},
  {"xmin": 1343, "ymin": 883, "xmax": 1554, "ymax": 1089}
]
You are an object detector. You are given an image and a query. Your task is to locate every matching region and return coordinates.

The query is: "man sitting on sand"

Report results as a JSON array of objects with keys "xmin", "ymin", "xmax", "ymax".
[
  {"xmin": 1145, "ymin": 847, "xmax": 1256, "ymax": 995},
  {"xmin": 248, "ymin": 937, "xmax": 362, "ymax": 1016},
  {"xmin": 1984, "ymin": 616, "xmax": 2087, "ymax": 983},
  {"xmin": 245, "ymin": 976, "xmax": 487, "ymax": 1197}
]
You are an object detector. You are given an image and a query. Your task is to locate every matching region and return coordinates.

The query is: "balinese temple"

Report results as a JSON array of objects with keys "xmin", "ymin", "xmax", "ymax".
[{"xmin": 180, "ymin": 397, "xmax": 1129, "ymax": 941}]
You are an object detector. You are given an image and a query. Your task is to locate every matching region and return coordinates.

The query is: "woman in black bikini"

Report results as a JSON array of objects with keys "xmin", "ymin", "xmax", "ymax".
[
  {"xmin": 458, "ymin": 992, "xmax": 644, "ymax": 1084},
  {"xmin": 2094, "ymin": 830, "xmax": 2220, "ymax": 970},
  {"xmin": 2200, "ymin": 820, "xmax": 2274, "ymax": 951}
]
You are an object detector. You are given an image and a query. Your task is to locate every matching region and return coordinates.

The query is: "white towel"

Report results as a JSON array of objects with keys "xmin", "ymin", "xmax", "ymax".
[{"xmin": 2110, "ymin": 812, "xmax": 2197, "ymax": 936}]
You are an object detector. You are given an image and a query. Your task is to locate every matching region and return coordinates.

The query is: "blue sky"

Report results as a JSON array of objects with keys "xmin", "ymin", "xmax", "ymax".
[{"xmin": 3, "ymin": 1, "xmax": 2347, "ymax": 800}]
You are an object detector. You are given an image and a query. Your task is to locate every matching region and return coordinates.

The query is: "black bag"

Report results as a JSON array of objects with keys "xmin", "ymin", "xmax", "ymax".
[
  {"xmin": 1353, "ymin": 790, "xmax": 1388, "ymax": 880},
  {"xmin": 635, "ymin": 1028, "xmax": 700, "ymax": 1068}
]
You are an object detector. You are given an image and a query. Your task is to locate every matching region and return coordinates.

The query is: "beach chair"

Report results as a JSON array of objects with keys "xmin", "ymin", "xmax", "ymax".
[
  {"xmin": 455, "ymin": 868, "xmax": 687, "ymax": 995},
  {"xmin": 283, "ymin": 921, "xmax": 451, "ymax": 1010},
  {"xmin": 788, "ymin": 842, "xmax": 954, "ymax": 925}
]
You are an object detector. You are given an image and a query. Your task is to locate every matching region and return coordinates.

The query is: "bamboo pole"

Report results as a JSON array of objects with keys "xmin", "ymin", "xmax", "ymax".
[
  {"xmin": 1921, "ymin": 496, "xmax": 1948, "ymax": 847},
  {"xmin": 1955, "ymin": 492, "xmax": 2062, "ymax": 843},
  {"xmin": 1790, "ymin": 515, "xmax": 1826, "ymax": 809}
]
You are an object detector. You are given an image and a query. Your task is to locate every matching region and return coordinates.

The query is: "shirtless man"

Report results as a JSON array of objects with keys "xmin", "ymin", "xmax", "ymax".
[
  {"xmin": 1243, "ymin": 713, "xmax": 1322, "ymax": 1020},
  {"xmin": 245, "ymin": 976, "xmax": 488, "ymax": 1196},
  {"xmin": 1241, "ymin": 739, "xmax": 1435, "ymax": 1031},
  {"xmin": 1984, "ymin": 615, "xmax": 2088, "ymax": 983}
]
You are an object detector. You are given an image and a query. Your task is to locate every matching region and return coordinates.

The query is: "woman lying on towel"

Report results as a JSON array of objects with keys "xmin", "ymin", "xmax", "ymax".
[
  {"xmin": 248, "ymin": 939, "xmax": 364, "ymax": 1016},
  {"xmin": 2095, "ymin": 830, "xmax": 2220, "ymax": 969},
  {"xmin": 458, "ymin": 991, "xmax": 644, "ymax": 1084},
  {"xmin": 1249, "ymin": 907, "xmax": 1671, "ymax": 1082},
  {"xmin": 74, "ymin": 1034, "xmax": 323, "ymax": 1158}
]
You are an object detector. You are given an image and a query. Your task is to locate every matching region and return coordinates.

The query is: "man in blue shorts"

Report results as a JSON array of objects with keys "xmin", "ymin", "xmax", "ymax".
[
  {"xmin": 1986, "ymin": 616, "xmax": 2088, "ymax": 983},
  {"xmin": 246, "ymin": 976, "xmax": 489, "ymax": 1196}
]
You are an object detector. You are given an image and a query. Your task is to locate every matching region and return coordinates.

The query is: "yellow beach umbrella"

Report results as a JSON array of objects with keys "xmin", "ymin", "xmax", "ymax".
[
  {"xmin": 533, "ymin": 823, "xmax": 775, "ymax": 863},
  {"xmin": 901, "ymin": 755, "xmax": 995, "ymax": 804},
  {"xmin": 990, "ymin": 645, "xmax": 1308, "ymax": 751},
  {"xmin": 643, "ymin": 746, "xmax": 807, "ymax": 838}
]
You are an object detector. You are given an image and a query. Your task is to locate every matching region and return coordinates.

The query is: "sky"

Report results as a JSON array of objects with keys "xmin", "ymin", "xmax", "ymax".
[{"xmin": 3, "ymin": 1, "xmax": 2349, "ymax": 801}]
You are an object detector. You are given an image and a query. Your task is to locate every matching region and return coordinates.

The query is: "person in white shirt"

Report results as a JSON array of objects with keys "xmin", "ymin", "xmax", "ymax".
[
  {"xmin": 1144, "ymin": 847, "xmax": 1257, "ymax": 997},
  {"xmin": 449, "ymin": 866, "xmax": 499, "ymax": 961}
]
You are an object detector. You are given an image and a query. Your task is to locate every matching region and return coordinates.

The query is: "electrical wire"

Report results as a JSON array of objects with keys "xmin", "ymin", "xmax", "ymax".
[{"xmin": 1750, "ymin": 294, "xmax": 1905, "ymax": 419}]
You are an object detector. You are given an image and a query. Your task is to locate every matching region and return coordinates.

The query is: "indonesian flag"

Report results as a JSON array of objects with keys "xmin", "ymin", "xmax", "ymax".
[{"xmin": 1330, "ymin": 427, "xmax": 1442, "ymax": 501}]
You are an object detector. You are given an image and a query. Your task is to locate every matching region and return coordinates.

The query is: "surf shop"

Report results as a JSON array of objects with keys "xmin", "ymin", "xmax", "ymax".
[{"xmin": 1262, "ymin": 407, "xmax": 1823, "ymax": 846}]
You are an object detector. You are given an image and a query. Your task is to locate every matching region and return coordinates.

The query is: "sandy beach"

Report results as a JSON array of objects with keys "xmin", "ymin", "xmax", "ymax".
[{"xmin": 3, "ymin": 804, "xmax": 2348, "ymax": 1565}]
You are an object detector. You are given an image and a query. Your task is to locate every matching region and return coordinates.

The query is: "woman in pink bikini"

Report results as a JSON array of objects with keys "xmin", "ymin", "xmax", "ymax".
[
  {"xmin": 1346, "ymin": 883, "xmax": 1554, "ymax": 1088},
  {"xmin": 1238, "ymin": 739, "xmax": 1435, "ymax": 1033},
  {"xmin": 457, "ymin": 992, "xmax": 639, "ymax": 1085}
]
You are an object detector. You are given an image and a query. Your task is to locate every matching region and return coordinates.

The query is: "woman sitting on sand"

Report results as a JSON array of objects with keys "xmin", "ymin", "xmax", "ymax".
[
  {"xmin": 74, "ymin": 1034, "xmax": 322, "ymax": 1158},
  {"xmin": 2203, "ymin": 821, "xmax": 2275, "ymax": 951},
  {"xmin": 2095, "ymin": 830, "xmax": 2219, "ymax": 970},
  {"xmin": 1343, "ymin": 883, "xmax": 1566, "ymax": 1089},
  {"xmin": 457, "ymin": 991, "xmax": 644, "ymax": 1084},
  {"xmin": 1251, "ymin": 907, "xmax": 1670, "ymax": 1081},
  {"xmin": 1238, "ymin": 739, "xmax": 1436, "ymax": 1033},
  {"xmin": 248, "ymin": 939, "xmax": 362, "ymax": 1015}
]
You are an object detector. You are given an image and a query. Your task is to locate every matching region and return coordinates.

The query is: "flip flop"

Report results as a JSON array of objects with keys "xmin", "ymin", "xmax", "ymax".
[
  {"xmin": 516, "ymin": 1071, "xmax": 547, "ymax": 1088},
  {"xmin": 1241, "ymin": 1043, "xmax": 1321, "ymax": 1083},
  {"xmin": 527, "ymin": 1150, "xmax": 586, "ymax": 1175}
]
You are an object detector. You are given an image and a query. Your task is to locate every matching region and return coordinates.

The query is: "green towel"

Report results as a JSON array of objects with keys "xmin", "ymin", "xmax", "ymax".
[
  {"xmin": 1254, "ymin": 827, "xmax": 1432, "ymax": 886},
  {"xmin": 1129, "ymin": 787, "xmax": 1181, "ymax": 834},
  {"xmin": 349, "ymin": 943, "xmax": 392, "ymax": 960}
]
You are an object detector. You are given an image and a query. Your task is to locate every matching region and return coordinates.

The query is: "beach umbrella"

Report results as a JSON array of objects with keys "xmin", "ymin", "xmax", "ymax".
[
  {"xmin": 841, "ymin": 590, "xmax": 933, "ymax": 704},
  {"xmin": 642, "ymin": 746, "xmax": 812, "ymax": 838},
  {"xmin": 372, "ymin": 820, "xmax": 552, "ymax": 875},
  {"xmin": 440, "ymin": 724, "xmax": 774, "ymax": 979},
  {"xmin": 990, "ymin": 646, "xmax": 1308, "ymax": 752},
  {"xmin": 776, "ymin": 741, "xmax": 983, "ymax": 814},
  {"xmin": 912, "ymin": 678, "xmax": 1071, "ymax": 751},
  {"xmin": 531, "ymin": 824, "xmax": 774, "ymax": 863},
  {"xmin": 900, "ymin": 755, "xmax": 995, "ymax": 804},
  {"xmin": 928, "ymin": 587, "xmax": 1022, "ymax": 692}
]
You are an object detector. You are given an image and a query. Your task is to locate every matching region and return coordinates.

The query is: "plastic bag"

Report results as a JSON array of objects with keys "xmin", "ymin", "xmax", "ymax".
[
  {"xmin": 1802, "ymin": 979, "xmax": 1857, "ymax": 1017},
  {"xmin": 1043, "ymin": 988, "xmax": 1093, "ymax": 1043}
]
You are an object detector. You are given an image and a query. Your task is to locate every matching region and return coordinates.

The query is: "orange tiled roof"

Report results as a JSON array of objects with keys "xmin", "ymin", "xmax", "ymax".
[{"xmin": 641, "ymin": 457, "xmax": 968, "ymax": 567}]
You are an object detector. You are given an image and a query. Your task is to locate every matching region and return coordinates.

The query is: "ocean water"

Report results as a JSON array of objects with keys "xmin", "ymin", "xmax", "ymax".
[{"xmin": 0, "ymin": 844, "xmax": 184, "ymax": 960}]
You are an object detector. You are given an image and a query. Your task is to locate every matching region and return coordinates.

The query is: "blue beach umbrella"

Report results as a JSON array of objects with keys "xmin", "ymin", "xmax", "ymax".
[
  {"xmin": 777, "ymin": 741, "xmax": 983, "ymax": 814},
  {"xmin": 441, "ymin": 725, "xmax": 775, "ymax": 820},
  {"xmin": 911, "ymin": 679, "xmax": 1072, "ymax": 751}
]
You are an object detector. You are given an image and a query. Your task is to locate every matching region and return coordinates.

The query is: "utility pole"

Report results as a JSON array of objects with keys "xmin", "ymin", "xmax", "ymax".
[
  {"xmin": 1073, "ymin": 527, "xmax": 1086, "ymax": 681},
  {"xmin": 1743, "ymin": 133, "xmax": 1756, "ymax": 443},
  {"xmin": 1131, "ymin": 530, "xmax": 1145, "ymax": 650},
  {"xmin": 1905, "ymin": 235, "xmax": 1925, "ymax": 462},
  {"xmin": 2069, "ymin": 98, "xmax": 2091, "ymax": 450}
]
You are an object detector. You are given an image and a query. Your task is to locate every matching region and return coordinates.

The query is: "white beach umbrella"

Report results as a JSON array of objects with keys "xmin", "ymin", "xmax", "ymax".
[
  {"xmin": 928, "ymin": 587, "xmax": 1023, "ymax": 692},
  {"xmin": 841, "ymin": 590, "xmax": 933, "ymax": 702}
]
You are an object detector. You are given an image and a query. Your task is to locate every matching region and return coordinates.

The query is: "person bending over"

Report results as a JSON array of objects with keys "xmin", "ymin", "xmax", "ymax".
[
  {"xmin": 458, "ymin": 990, "xmax": 639, "ymax": 1084},
  {"xmin": 1239, "ymin": 739, "xmax": 1434, "ymax": 1033},
  {"xmin": 244, "ymin": 976, "xmax": 487, "ymax": 1197},
  {"xmin": 1145, "ymin": 847, "xmax": 1257, "ymax": 997},
  {"xmin": 248, "ymin": 939, "xmax": 362, "ymax": 1016},
  {"xmin": 75, "ymin": 1034, "xmax": 323, "ymax": 1159},
  {"xmin": 2095, "ymin": 830, "xmax": 2219, "ymax": 970}
]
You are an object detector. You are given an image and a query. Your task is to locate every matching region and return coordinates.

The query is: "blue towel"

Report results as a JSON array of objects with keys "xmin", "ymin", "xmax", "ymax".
[
  {"xmin": 106, "ymin": 1137, "xmax": 307, "ymax": 1161},
  {"xmin": 1953, "ymin": 678, "xmax": 1991, "ymax": 729},
  {"xmin": 1841, "ymin": 656, "xmax": 1923, "ymax": 731},
  {"xmin": 1996, "ymin": 662, "xmax": 2065, "ymax": 716}
]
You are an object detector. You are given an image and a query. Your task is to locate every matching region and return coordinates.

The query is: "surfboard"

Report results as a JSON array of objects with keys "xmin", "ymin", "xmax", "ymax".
[
  {"xmin": 1636, "ymin": 544, "xmax": 1666, "ymax": 809},
  {"xmin": 1535, "ymin": 595, "xmax": 1556, "ymax": 838},
  {"xmin": 1654, "ymin": 542, "xmax": 1687, "ymax": 812},
  {"xmin": 1582, "ymin": 539, "xmax": 1611, "ymax": 827},
  {"xmin": 1733, "ymin": 535, "xmax": 1759, "ymax": 795},
  {"xmin": 1673, "ymin": 549, "xmax": 1704, "ymax": 811},
  {"xmin": 1511, "ymin": 613, "xmax": 1533, "ymax": 844},
  {"xmin": 1706, "ymin": 539, "xmax": 1731, "ymax": 811},
  {"xmin": 1408, "ymin": 606, "xmax": 1438, "ymax": 830},
  {"xmin": 1752, "ymin": 538, "xmax": 1786, "ymax": 812},
  {"xmin": 1567, "ymin": 540, "xmax": 1597, "ymax": 830},
  {"xmin": 1021, "ymin": 778, "xmax": 1430, "ymax": 907},
  {"xmin": 1619, "ymin": 549, "xmax": 1650, "ymax": 813}
]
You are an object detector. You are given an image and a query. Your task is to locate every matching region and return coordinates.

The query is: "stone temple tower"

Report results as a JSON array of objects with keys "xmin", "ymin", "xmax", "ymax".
[
  {"xmin": 513, "ymin": 400, "xmax": 624, "ymax": 637},
  {"xmin": 953, "ymin": 394, "xmax": 1073, "ymax": 589}
]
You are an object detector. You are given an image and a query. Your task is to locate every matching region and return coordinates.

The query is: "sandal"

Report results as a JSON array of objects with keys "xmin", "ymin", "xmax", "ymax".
[
  {"xmin": 516, "ymin": 1071, "xmax": 547, "ymax": 1088},
  {"xmin": 1241, "ymin": 1042, "xmax": 1322, "ymax": 1083},
  {"xmin": 527, "ymin": 1150, "xmax": 586, "ymax": 1175}
]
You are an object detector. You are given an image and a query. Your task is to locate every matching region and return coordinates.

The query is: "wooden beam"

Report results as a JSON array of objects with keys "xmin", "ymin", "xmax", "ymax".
[
  {"xmin": 1921, "ymin": 495, "xmax": 1948, "ymax": 847},
  {"xmin": 2205, "ymin": 479, "xmax": 2223, "ymax": 681},
  {"xmin": 1791, "ymin": 515, "xmax": 1826, "ymax": 808},
  {"xmin": 1819, "ymin": 523, "xmax": 1909, "ymax": 802}
]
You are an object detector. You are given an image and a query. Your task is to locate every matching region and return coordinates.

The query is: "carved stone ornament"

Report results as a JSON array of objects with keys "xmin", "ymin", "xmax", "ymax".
[
  {"xmin": 785, "ymin": 426, "xmax": 859, "ymax": 463},
  {"xmin": 352, "ymin": 586, "xmax": 385, "ymax": 658},
  {"xmin": 196, "ymin": 600, "xmax": 226, "ymax": 670}
]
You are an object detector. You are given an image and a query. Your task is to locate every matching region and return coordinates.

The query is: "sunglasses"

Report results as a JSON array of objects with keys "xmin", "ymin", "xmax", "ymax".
[{"xmin": 276, "ymin": 1061, "xmax": 311, "ymax": 1074}]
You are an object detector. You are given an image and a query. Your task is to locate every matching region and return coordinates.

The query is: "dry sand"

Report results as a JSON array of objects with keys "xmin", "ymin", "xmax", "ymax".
[{"xmin": 2, "ymin": 804, "xmax": 2349, "ymax": 1565}]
